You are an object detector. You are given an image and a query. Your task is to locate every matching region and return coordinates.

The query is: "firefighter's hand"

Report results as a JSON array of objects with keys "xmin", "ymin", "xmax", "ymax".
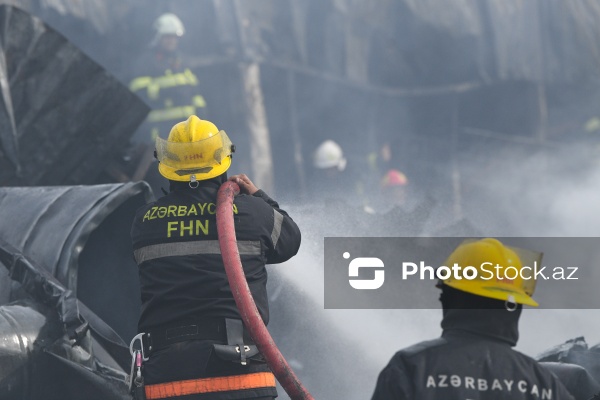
[{"xmin": 229, "ymin": 174, "xmax": 259, "ymax": 195}]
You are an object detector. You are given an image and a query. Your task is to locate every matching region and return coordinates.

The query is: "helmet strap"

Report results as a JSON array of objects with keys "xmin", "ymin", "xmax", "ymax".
[{"xmin": 189, "ymin": 174, "xmax": 199, "ymax": 189}]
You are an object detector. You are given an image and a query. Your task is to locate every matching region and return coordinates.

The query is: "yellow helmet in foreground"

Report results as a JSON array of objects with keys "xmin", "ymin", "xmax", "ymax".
[
  {"xmin": 443, "ymin": 238, "xmax": 540, "ymax": 307},
  {"xmin": 156, "ymin": 116, "xmax": 234, "ymax": 182}
]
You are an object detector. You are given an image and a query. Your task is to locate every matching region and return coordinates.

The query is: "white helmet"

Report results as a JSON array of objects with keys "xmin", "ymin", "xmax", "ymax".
[
  {"xmin": 313, "ymin": 140, "xmax": 346, "ymax": 171},
  {"xmin": 152, "ymin": 13, "xmax": 185, "ymax": 45}
]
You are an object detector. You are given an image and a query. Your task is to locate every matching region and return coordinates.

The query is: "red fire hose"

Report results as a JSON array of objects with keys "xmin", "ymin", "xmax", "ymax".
[{"xmin": 216, "ymin": 181, "xmax": 314, "ymax": 400}]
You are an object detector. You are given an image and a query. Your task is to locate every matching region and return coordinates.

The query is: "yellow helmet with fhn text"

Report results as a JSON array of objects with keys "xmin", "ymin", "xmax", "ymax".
[
  {"xmin": 155, "ymin": 115, "xmax": 235, "ymax": 182},
  {"xmin": 442, "ymin": 238, "xmax": 541, "ymax": 307}
]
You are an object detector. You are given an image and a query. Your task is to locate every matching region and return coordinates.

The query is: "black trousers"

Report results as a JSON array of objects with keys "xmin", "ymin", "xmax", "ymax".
[{"xmin": 143, "ymin": 339, "xmax": 277, "ymax": 400}]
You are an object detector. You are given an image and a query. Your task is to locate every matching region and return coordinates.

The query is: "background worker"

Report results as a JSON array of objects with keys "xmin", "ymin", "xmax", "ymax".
[
  {"xmin": 371, "ymin": 238, "xmax": 575, "ymax": 400},
  {"xmin": 380, "ymin": 169, "xmax": 408, "ymax": 206},
  {"xmin": 130, "ymin": 115, "xmax": 301, "ymax": 399},
  {"xmin": 312, "ymin": 139, "xmax": 347, "ymax": 192},
  {"xmin": 126, "ymin": 13, "xmax": 209, "ymax": 196},
  {"xmin": 311, "ymin": 139, "xmax": 367, "ymax": 207},
  {"xmin": 129, "ymin": 13, "xmax": 209, "ymax": 144},
  {"xmin": 368, "ymin": 168, "xmax": 409, "ymax": 214}
]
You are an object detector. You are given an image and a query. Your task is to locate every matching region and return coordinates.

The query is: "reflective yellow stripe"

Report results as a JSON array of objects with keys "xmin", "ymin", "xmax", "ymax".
[
  {"xmin": 129, "ymin": 76, "xmax": 152, "ymax": 92},
  {"xmin": 129, "ymin": 69, "xmax": 199, "ymax": 100},
  {"xmin": 147, "ymin": 106, "xmax": 196, "ymax": 122},
  {"xmin": 271, "ymin": 210, "xmax": 283, "ymax": 248},
  {"xmin": 192, "ymin": 95, "xmax": 206, "ymax": 108},
  {"xmin": 145, "ymin": 372, "xmax": 276, "ymax": 399},
  {"xmin": 134, "ymin": 240, "xmax": 262, "ymax": 264},
  {"xmin": 152, "ymin": 69, "xmax": 198, "ymax": 91}
]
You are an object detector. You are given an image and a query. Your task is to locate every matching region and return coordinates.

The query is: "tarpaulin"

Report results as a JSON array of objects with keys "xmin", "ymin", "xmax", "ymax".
[
  {"xmin": 0, "ymin": 5, "xmax": 148, "ymax": 185},
  {"xmin": 0, "ymin": 182, "xmax": 153, "ymax": 399},
  {"xmin": 0, "ymin": 182, "xmax": 153, "ymax": 339},
  {"xmin": 0, "ymin": 252, "xmax": 131, "ymax": 400}
]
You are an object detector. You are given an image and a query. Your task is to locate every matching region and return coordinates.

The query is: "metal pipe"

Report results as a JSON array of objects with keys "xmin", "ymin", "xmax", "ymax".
[{"xmin": 216, "ymin": 181, "xmax": 314, "ymax": 400}]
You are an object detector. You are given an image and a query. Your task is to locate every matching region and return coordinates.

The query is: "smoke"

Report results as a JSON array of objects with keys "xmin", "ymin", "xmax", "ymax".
[
  {"xmin": 459, "ymin": 142, "xmax": 600, "ymax": 353},
  {"xmin": 456, "ymin": 140, "xmax": 600, "ymax": 236},
  {"xmin": 268, "ymin": 141, "xmax": 600, "ymax": 399},
  {"xmin": 266, "ymin": 198, "xmax": 444, "ymax": 399},
  {"xmin": 15, "ymin": 0, "xmax": 600, "ymax": 398}
]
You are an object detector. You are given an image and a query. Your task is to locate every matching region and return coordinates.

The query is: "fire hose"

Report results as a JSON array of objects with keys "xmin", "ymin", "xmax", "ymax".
[{"xmin": 216, "ymin": 181, "xmax": 314, "ymax": 400}]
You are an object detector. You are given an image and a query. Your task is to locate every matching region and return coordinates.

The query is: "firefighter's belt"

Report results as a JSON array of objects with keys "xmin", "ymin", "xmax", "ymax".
[
  {"xmin": 142, "ymin": 319, "xmax": 228, "ymax": 354},
  {"xmin": 144, "ymin": 372, "xmax": 276, "ymax": 399},
  {"xmin": 213, "ymin": 318, "xmax": 260, "ymax": 365},
  {"xmin": 142, "ymin": 319, "xmax": 258, "ymax": 359}
]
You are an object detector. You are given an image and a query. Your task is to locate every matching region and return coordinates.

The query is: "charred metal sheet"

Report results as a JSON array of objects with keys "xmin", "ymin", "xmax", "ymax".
[
  {"xmin": 538, "ymin": 337, "xmax": 600, "ymax": 399},
  {"xmin": 226, "ymin": 0, "xmax": 600, "ymax": 86},
  {"xmin": 0, "ymin": 5, "xmax": 148, "ymax": 185},
  {"xmin": 5, "ymin": 0, "xmax": 600, "ymax": 96},
  {"xmin": 540, "ymin": 361, "xmax": 600, "ymax": 400},
  {"xmin": 36, "ymin": 0, "xmax": 112, "ymax": 34},
  {"xmin": 1, "ymin": 0, "xmax": 135, "ymax": 35},
  {"xmin": 538, "ymin": 337, "xmax": 600, "ymax": 383}
]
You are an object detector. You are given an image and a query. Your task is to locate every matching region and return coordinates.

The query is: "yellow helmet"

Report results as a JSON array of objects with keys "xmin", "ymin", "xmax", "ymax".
[
  {"xmin": 155, "ymin": 115, "xmax": 234, "ymax": 182},
  {"xmin": 443, "ymin": 238, "xmax": 539, "ymax": 307}
]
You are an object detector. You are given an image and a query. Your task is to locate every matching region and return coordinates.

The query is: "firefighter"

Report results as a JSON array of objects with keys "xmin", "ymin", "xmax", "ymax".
[
  {"xmin": 311, "ymin": 139, "xmax": 365, "ymax": 204},
  {"xmin": 313, "ymin": 140, "xmax": 347, "ymax": 173},
  {"xmin": 129, "ymin": 13, "xmax": 208, "ymax": 144},
  {"xmin": 128, "ymin": 13, "xmax": 209, "ymax": 196},
  {"xmin": 374, "ymin": 169, "xmax": 409, "ymax": 213},
  {"xmin": 130, "ymin": 115, "xmax": 301, "ymax": 399},
  {"xmin": 371, "ymin": 238, "xmax": 575, "ymax": 400}
]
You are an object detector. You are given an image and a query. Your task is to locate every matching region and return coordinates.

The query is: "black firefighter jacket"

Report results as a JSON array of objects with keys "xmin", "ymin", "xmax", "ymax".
[
  {"xmin": 130, "ymin": 179, "xmax": 301, "ymax": 333},
  {"xmin": 371, "ymin": 308, "xmax": 575, "ymax": 400}
]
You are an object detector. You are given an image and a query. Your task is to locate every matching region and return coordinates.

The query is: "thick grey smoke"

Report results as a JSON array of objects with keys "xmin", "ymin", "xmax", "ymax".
[
  {"xmin": 268, "ymin": 142, "xmax": 600, "ymax": 399},
  {"xmin": 13, "ymin": 0, "xmax": 600, "ymax": 399}
]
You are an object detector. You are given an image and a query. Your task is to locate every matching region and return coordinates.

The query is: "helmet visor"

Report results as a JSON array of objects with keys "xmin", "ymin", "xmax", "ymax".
[
  {"xmin": 448, "ymin": 238, "xmax": 542, "ymax": 297},
  {"xmin": 511, "ymin": 246, "xmax": 542, "ymax": 296},
  {"xmin": 155, "ymin": 130, "xmax": 234, "ymax": 176}
]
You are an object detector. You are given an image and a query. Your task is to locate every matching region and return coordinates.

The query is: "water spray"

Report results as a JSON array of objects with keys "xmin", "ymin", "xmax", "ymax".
[{"xmin": 216, "ymin": 181, "xmax": 314, "ymax": 400}]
